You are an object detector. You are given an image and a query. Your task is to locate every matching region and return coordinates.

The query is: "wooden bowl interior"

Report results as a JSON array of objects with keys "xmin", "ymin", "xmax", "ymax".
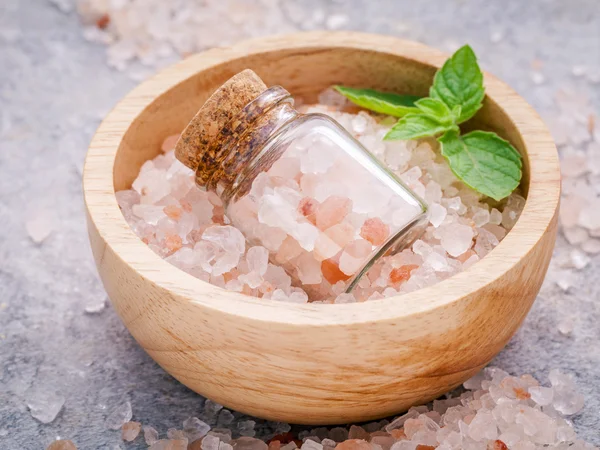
[{"xmin": 114, "ymin": 48, "xmax": 530, "ymax": 196}]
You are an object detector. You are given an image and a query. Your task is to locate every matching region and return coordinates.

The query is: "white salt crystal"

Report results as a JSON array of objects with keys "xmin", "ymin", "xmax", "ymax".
[
  {"xmin": 472, "ymin": 208, "xmax": 490, "ymax": 227},
  {"xmin": 144, "ymin": 426, "xmax": 160, "ymax": 445},
  {"xmin": 246, "ymin": 246, "xmax": 269, "ymax": 275},
  {"xmin": 203, "ymin": 435, "xmax": 221, "ymax": 450},
  {"xmin": 25, "ymin": 212, "xmax": 54, "ymax": 244},
  {"xmin": 105, "ymin": 401, "xmax": 132, "ymax": 430},
  {"xmin": 27, "ymin": 390, "xmax": 65, "ymax": 424},
  {"xmin": 528, "ymin": 386, "xmax": 554, "ymax": 406},
  {"xmin": 183, "ymin": 417, "xmax": 210, "ymax": 442},
  {"xmin": 436, "ymin": 223, "xmax": 474, "ymax": 257},
  {"xmin": 334, "ymin": 293, "xmax": 356, "ymax": 304},
  {"xmin": 84, "ymin": 297, "xmax": 107, "ymax": 314},
  {"xmin": 489, "ymin": 208, "xmax": 503, "ymax": 225},
  {"xmin": 301, "ymin": 440, "xmax": 323, "ymax": 450},
  {"xmin": 570, "ymin": 249, "xmax": 590, "ymax": 269},
  {"xmin": 530, "ymin": 71, "xmax": 545, "ymax": 84},
  {"xmin": 557, "ymin": 316, "xmax": 576, "ymax": 336},
  {"xmin": 325, "ymin": 14, "xmax": 349, "ymax": 30},
  {"xmin": 429, "ymin": 203, "xmax": 447, "ymax": 228}
]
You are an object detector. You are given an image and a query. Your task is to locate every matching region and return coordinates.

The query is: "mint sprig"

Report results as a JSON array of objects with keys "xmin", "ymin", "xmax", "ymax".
[
  {"xmin": 333, "ymin": 86, "xmax": 420, "ymax": 118},
  {"xmin": 335, "ymin": 44, "xmax": 522, "ymax": 201}
]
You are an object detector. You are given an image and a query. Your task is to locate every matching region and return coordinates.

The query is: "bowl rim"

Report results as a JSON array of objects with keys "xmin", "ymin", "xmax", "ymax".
[{"xmin": 84, "ymin": 31, "xmax": 560, "ymax": 327}]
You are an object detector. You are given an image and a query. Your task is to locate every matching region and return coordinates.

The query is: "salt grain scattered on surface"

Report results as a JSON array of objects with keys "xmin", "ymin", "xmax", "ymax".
[
  {"xmin": 105, "ymin": 401, "xmax": 133, "ymax": 430},
  {"xmin": 27, "ymin": 390, "xmax": 65, "ymax": 424},
  {"xmin": 67, "ymin": 368, "xmax": 594, "ymax": 450}
]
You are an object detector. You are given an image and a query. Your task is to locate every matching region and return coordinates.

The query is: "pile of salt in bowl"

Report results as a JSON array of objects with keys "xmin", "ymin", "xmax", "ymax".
[{"xmin": 116, "ymin": 92, "xmax": 524, "ymax": 303}]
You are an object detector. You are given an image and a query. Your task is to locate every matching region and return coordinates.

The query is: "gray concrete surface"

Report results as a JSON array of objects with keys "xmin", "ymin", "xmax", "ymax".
[{"xmin": 1, "ymin": 0, "xmax": 599, "ymax": 448}]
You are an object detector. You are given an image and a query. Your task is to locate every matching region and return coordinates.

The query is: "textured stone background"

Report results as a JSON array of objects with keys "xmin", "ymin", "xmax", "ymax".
[{"xmin": 1, "ymin": 0, "xmax": 599, "ymax": 448}]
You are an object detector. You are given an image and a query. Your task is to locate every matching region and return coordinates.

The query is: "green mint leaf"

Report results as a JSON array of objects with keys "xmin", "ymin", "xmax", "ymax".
[
  {"xmin": 334, "ymin": 86, "xmax": 421, "ymax": 117},
  {"xmin": 430, "ymin": 45, "xmax": 485, "ymax": 123},
  {"xmin": 438, "ymin": 129, "xmax": 522, "ymax": 201},
  {"xmin": 384, "ymin": 114, "xmax": 454, "ymax": 141},
  {"xmin": 451, "ymin": 105, "xmax": 462, "ymax": 121},
  {"xmin": 414, "ymin": 98, "xmax": 453, "ymax": 124}
]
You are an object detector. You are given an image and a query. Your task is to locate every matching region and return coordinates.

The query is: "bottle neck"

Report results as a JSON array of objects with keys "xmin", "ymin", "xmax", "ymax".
[{"xmin": 195, "ymin": 86, "xmax": 299, "ymax": 203}]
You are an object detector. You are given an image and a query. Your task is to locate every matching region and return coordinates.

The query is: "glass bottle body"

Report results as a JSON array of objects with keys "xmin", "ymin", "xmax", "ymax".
[{"xmin": 223, "ymin": 107, "xmax": 428, "ymax": 299}]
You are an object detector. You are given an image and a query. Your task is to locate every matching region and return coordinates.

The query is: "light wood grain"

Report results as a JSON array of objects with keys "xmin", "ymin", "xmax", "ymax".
[{"xmin": 83, "ymin": 32, "xmax": 561, "ymax": 424}]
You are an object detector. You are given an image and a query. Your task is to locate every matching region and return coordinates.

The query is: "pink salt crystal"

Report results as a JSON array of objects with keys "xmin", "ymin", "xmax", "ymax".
[
  {"xmin": 314, "ymin": 233, "xmax": 342, "ymax": 261},
  {"xmin": 46, "ymin": 441, "xmax": 77, "ymax": 450},
  {"xmin": 360, "ymin": 217, "xmax": 390, "ymax": 246},
  {"xmin": 321, "ymin": 259, "xmax": 351, "ymax": 285},
  {"xmin": 161, "ymin": 134, "xmax": 180, "ymax": 153},
  {"xmin": 389, "ymin": 265, "xmax": 418, "ymax": 285},
  {"xmin": 296, "ymin": 253, "xmax": 323, "ymax": 285},
  {"xmin": 324, "ymin": 223, "xmax": 355, "ymax": 248},
  {"xmin": 163, "ymin": 204, "xmax": 182, "ymax": 221},
  {"xmin": 335, "ymin": 440, "xmax": 371, "ymax": 450},
  {"xmin": 339, "ymin": 239, "xmax": 372, "ymax": 275},
  {"xmin": 164, "ymin": 234, "xmax": 183, "ymax": 254},
  {"xmin": 315, "ymin": 196, "xmax": 353, "ymax": 231},
  {"xmin": 298, "ymin": 197, "xmax": 320, "ymax": 224},
  {"xmin": 122, "ymin": 421, "xmax": 142, "ymax": 441},
  {"xmin": 275, "ymin": 236, "xmax": 303, "ymax": 264},
  {"xmin": 483, "ymin": 223, "xmax": 507, "ymax": 241}
]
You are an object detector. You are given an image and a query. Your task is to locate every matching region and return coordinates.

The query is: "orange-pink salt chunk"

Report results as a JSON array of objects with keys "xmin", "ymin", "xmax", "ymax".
[
  {"xmin": 321, "ymin": 259, "xmax": 351, "ymax": 284},
  {"xmin": 324, "ymin": 222, "xmax": 355, "ymax": 248},
  {"xmin": 163, "ymin": 204, "xmax": 182, "ymax": 221},
  {"xmin": 161, "ymin": 134, "xmax": 180, "ymax": 153},
  {"xmin": 360, "ymin": 217, "xmax": 390, "ymax": 246},
  {"xmin": 316, "ymin": 196, "xmax": 353, "ymax": 230}
]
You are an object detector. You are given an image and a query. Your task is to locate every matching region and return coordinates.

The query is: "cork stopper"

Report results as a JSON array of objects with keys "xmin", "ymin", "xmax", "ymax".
[{"xmin": 175, "ymin": 69, "xmax": 268, "ymax": 173}]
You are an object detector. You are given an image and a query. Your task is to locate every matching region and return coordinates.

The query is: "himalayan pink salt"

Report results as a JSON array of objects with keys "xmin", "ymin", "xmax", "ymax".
[
  {"xmin": 298, "ymin": 197, "xmax": 319, "ymax": 224},
  {"xmin": 164, "ymin": 204, "xmax": 183, "ymax": 221},
  {"xmin": 360, "ymin": 217, "xmax": 390, "ymax": 245},
  {"xmin": 315, "ymin": 196, "xmax": 353, "ymax": 230},
  {"xmin": 339, "ymin": 240, "xmax": 373, "ymax": 275},
  {"xmin": 46, "ymin": 441, "xmax": 77, "ymax": 450},
  {"xmin": 275, "ymin": 236, "xmax": 303, "ymax": 264},
  {"xmin": 314, "ymin": 233, "xmax": 342, "ymax": 261},
  {"xmin": 321, "ymin": 259, "xmax": 351, "ymax": 285},
  {"xmin": 324, "ymin": 223, "xmax": 355, "ymax": 248},
  {"xmin": 122, "ymin": 421, "xmax": 142, "ymax": 441},
  {"xmin": 120, "ymin": 103, "xmax": 520, "ymax": 303},
  {"xmin": 389, "ymin": 265, "xmax": 418, "ymax": 285},
  {"xmin": 296, "ymin": 253, "xmax": 323, "ymax": 285}
]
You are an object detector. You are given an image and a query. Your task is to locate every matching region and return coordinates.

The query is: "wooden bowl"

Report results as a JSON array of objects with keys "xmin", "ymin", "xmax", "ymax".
[{"xmin": 84, "ymin": 31, "xmax": 560, "ymax": 424}]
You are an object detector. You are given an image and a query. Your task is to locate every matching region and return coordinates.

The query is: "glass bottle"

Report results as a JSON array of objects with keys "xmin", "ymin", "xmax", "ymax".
[{"xmin": 176, "ymin": 70, "xmax": 428, "ymax": 300}]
